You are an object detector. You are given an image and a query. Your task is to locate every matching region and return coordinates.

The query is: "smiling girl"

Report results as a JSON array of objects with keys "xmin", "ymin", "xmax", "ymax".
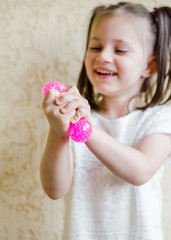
[{"xmin": 40, "ymin": 2, "xmax": 171, "ymax": 239}]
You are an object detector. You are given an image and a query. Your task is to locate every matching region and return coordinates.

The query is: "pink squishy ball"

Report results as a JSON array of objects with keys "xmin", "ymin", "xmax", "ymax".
[
  {"xmin": 42, "ymin": 81, "xmax": 92, "ymax": 143},
  {"xmin": 68, "ymin": 117, "xmax": 92, "ymax": 143},
  {"xmin": 42, "ymin": 81, "xmax": 67, "ymax": 97}
]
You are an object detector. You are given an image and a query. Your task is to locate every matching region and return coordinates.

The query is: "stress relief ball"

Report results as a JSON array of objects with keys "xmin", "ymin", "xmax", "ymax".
[{"xmin": 42, "ymin": 81, "xmax": 92, "ymax": 143}]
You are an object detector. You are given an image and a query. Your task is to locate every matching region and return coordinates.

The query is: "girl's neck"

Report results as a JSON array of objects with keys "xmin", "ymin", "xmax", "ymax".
[{"xmin": 98, "ymin": 95, "xmax": 144, "ymax": 120}]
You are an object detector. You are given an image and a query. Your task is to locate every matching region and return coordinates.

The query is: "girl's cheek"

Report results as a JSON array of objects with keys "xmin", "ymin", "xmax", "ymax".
[{"xmin": 85, "ymin": 57, "xmax": 93, "ymax": 73}]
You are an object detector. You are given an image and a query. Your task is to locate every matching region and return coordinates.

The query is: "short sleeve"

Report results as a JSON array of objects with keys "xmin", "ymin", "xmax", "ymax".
[
  {"xmin": 142, "ymin": 105, "xmax": 171, "ymax": 137},
  {"xmin": 134, "ymin": 105, "xmax": 171, "ymax": 163}
]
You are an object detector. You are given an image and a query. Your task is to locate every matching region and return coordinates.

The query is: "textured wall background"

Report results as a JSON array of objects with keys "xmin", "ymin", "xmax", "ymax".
[{"xmin": 0, "ymin": 0, "xmax": 171, "ymax": 239}]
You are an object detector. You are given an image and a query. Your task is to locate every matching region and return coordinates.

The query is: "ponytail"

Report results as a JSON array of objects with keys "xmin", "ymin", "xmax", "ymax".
[{"xmin": 148, "ymin": 7, "xmax": 171, "ymax": 107}]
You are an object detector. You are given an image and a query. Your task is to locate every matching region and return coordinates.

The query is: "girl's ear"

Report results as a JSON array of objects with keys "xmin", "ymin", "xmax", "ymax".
[{"xmin": 142, "ymin": 56, "xmax": 157, "ymax": 78}]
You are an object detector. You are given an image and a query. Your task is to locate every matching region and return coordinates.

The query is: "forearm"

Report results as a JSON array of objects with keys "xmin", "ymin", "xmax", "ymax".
[
  {"xmin": 40, "ymin": 128, "xmax": 74, "ymax": 199},
  {"xmin": 86, "ymin": 127, "xmax": 163, "ymax": 185}
]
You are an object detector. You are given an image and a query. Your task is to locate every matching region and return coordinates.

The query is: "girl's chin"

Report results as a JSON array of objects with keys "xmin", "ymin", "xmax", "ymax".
[{"xmin": 94, "ymin": 86, "xmax": 115, "ymax": 96}]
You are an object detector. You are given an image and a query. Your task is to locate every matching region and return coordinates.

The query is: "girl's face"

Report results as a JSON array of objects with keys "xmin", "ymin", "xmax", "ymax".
[{"xmin": 85, "ymin": 14, "xmax": 150, "ymax": 100}]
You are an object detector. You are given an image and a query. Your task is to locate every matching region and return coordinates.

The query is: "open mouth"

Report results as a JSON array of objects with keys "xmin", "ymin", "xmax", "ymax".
[{"xmin": 96, "ymin": 69, "xmax": 116, "ymax": 76}]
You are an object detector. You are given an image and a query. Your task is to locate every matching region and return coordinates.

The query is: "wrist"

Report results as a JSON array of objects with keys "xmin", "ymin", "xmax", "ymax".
[{"xmin": 49, "ymin": 127, "xmax": 69, "ymax": 143}]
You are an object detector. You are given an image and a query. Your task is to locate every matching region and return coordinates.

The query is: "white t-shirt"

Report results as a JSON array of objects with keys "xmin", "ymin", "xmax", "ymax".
[{"xmin": 62, "ymin": 105, "xmax": 171, "ymax": 240}]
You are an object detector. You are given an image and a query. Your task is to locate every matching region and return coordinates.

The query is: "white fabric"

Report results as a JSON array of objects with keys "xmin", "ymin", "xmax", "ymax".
[{"xmin": 62, "ymin": 105, "xmax": 171, "ymax": 240}]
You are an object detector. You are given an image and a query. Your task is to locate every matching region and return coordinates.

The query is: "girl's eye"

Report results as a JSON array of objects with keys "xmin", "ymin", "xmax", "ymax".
[
  {"xmin": 90, "ymin": 47, "xmax": 101, "ymax": 51},
  {"xmin": 115, "ymin": 49, "xmax": 127, "ymax": 54}
]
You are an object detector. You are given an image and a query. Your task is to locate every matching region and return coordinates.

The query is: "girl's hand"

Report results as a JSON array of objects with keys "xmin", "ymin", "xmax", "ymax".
[
  {"xmin": 55, "ymin": 85, "xmax": 91, "ymax": 124},
  {"xmin": 42, "ymin": 89, "xmax": 76, "ymax": 137}
]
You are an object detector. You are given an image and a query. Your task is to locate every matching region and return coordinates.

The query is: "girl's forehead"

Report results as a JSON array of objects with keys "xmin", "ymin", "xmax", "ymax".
[
  {"xmin": 90, "ymin": 14, "xmax": 141, "ymax": 42},
  {"xmin": 92, "ymin": 14, "xmax": 133, "ymax": 31}
]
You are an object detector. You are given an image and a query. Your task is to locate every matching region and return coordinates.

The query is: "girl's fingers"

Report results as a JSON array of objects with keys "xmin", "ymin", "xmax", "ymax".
[
  {"xmin": 70, "ymin": 104, "xmax": 91, "ymax": 123},
  {"xmin": 55, "ymin": 86, "xmax": 80, "ymax": 106},
  {"xmin": 67, "ymin": 85, "xmax": 79, "ymax": 94},
  {"xmin": 43, "ymin": 89, "xmax": 60, "ymax": 106},
  {"xmin": 45, "ymin": 89, "xmax": 60, "ymax": 99},
  {"xmin": 70, "ymin": 109, "xmax": 82, "ymax": 123},
  {"xmin": 59, "ymin": 98, "xmax": 80, "ymax": 113},
  {"xmin": 50, "ymin": 85, "xmax": 91, "ymax": 123},
  {"xmin": 59, "ymin": 98, "xmax": 89, "ymax": 115}
]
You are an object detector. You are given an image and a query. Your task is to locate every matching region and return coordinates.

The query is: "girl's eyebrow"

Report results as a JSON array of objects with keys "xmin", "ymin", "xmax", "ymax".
[
  {"xmin": 89, "ymin": 37, "xmax": 131, "ymax": 45},
  {"xmin": 89, "ymin": 37, "xmax": 101, "ymax": 41}
]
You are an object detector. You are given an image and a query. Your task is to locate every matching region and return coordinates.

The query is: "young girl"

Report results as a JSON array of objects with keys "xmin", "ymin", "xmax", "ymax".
[{"xmin": 40, "ymin": 2, "xmax": 171, "ymax": 239}]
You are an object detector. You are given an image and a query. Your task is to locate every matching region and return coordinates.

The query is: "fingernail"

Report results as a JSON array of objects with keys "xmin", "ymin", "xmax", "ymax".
[
  {"xmin": 55, "ymin": 98, "xmax": 61, "ymax": 105},
  {"xmin": 71, "ymin": 118, "xmax": 76, "ymax": 123},
  {"xmin": 60, "ymin": 107, "xmax": 66, "ymax": 113},
  {"xmin": 51, "ymin": 89, "xmax": 60, "ymax": 95},
  {"xmin": 71, "ymin": 115, "xmax": 78, "ymax": 123}
]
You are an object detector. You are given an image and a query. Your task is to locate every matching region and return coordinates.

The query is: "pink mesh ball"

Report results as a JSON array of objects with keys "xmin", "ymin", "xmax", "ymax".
[
  {"xmin": 42, "ymin": 81, "xmax": 92, "ymax": 143},
  {"xmin": 68, "ymin": 117, "xmax": 92, "ymax": 143},
  {"xmin": 42, "ymin": 81, "xmax": 67, "ymax": 97}
]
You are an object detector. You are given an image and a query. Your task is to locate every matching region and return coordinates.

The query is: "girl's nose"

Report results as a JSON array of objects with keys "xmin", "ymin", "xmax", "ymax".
[{"xmin": 96, "ymin": 48, "xmax": 113, "ymax": 63}]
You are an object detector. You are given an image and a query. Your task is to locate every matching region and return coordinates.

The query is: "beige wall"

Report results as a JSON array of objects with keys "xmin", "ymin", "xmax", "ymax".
[{"xmin": 0, "ymin": 0, "xmax": 171, "ymax": 239}]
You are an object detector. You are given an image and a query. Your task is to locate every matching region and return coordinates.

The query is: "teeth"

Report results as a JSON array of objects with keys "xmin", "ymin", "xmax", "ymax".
[{"xmin": 96, "ymin": 70, "xmax": 114, "ymax": 75}]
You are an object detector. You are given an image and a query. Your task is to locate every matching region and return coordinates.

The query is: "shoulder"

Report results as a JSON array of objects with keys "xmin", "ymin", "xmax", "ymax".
[
  {"xmin": 143, "ymin": 104, "xmax": 170, "ymax": 124},
  {"xmin": 142, "ymin": 104, "xmax": 171, "ymax": 118},
  {"xmin": 135, "ymin": 105, "xmax": 171, "ymax": 164},
  {"xmin": 140, "ymin": 104, "xmax": 171, "ymax": 137},
  {"xmin": 132, "ymin": 104, "xmax": 171, "ymax": 143},
  {"xmin": 140, "ymin": 104, "xmax": 171, "ymax": 127}
]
